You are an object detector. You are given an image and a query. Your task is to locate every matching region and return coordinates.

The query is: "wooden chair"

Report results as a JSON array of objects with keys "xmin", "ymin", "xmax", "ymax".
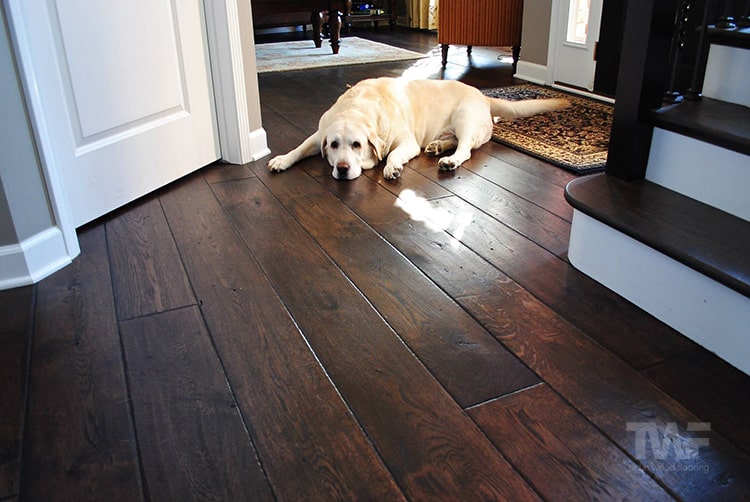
[{"xmin": 438, "ymin": 0, "xmax": 524, "ymax": 71}]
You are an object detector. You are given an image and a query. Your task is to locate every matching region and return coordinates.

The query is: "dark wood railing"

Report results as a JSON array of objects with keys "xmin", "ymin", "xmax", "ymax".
[{"xmin": 606, "ymin": 0, "xmax": 749, "ymax": 180}]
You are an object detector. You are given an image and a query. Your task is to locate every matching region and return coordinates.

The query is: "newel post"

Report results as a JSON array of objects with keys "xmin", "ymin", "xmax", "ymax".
[{"xmin": 605, "ymin": 0, "xmax": 681, "ymax": 180}]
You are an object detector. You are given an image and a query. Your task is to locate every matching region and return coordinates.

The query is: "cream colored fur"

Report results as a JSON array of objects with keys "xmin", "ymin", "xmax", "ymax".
[{"xmin": 268, "ymin": 77, "xmax": 569, "ymax": 180}]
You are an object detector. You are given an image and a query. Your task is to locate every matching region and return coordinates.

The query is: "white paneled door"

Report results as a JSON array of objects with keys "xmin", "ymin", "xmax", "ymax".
[
  {"xmin": 9, "ymin": 0, "xmax": 220, "ymax": 227},
  {"xmin": 554, "ymin": 0, "xmax": 603, "ymax": 91}
]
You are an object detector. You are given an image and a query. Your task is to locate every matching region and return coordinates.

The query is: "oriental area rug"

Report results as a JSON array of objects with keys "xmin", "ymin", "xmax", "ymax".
[
  {"xmin": 483, "ymin": 85, "xmax": 613, "ymax": 174},
  {"xmin": 255, "ymin": 37, "xmax": 424, "ymax": 73}
]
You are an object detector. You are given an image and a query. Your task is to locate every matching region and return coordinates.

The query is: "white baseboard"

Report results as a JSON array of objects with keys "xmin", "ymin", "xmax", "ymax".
[
  {"xmin": 646, "ymin": 129, "xmax": 750, "ymax": 222},
  {"xmin": 248, "ymin": 127, "xmax": 271, "ymax": 161},
  {"xmin": 568, "ymin": 209, "xmax": 750, "ymax": 376},
  {"xmin": 0, "ymin": 227, "xmax": 72, "ymax": 290},
  {"xmin": 551, "ymin": 84, "xmax": 616, "ymax": 104},
  {"xmin": 514, "ymin": 61, "xmax": 548, "ymax": 86}
]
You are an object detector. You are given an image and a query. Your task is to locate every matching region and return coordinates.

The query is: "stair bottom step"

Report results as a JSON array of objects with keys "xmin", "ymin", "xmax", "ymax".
[{"xmin": 569, "ymin": 209, "xmax": 750, "ymax": 376}]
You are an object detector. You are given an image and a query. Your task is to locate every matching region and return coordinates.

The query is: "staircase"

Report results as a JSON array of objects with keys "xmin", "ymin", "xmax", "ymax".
[{"xmin": 565, "ymin": 6, "xmax": 750, "ymax": 375}]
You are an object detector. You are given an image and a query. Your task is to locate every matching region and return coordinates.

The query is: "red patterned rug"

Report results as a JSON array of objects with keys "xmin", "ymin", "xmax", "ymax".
[{"xmin": 483, "ymin": 85, "xmax": 613, "ymax": 174}]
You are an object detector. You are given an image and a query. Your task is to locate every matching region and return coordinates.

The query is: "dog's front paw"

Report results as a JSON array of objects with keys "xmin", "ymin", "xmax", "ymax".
[
  {"xmin": 438, "ymin": 156, "xmax": 461, "ymax": 171},
  {"xmin": 383, "ymin": 163, "xmax": 403, "ymax": 180},
  {"xmin": 268, "ymin": 155, "xmax": 293, "ymax": 172}
]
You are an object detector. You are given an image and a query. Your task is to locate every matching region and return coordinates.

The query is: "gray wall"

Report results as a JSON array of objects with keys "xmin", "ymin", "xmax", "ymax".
[
  {"xmin": 521, "ymin": 0, "xmax": 552, "ymax": 66},
  {"xmin": 0, "ymin": 4, "xmax": 55, "ymax": 246}
]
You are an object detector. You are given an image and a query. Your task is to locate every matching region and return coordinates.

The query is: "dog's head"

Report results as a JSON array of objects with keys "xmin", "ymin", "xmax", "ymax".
[{"xmin": 320, "ymin": 114, "xmax": 385, "ymax": 180}]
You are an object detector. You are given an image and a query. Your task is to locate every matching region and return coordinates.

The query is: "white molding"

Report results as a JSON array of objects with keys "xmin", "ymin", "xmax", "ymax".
[
  {"xmin": 514, "ymin": 61, "xmax": 549, "ymax": 86},
  {"xmin": 4, "ymin": 0, "xmax": 80, "ymax": 262},
  {"xmin": 0, "ymin": 227, "xmax": 71, "ymax": 290},
  {"xmin": 646, "ymin": 129, "xmax": 750, "ymax": 222},
  {"xmin": 204, "ymin": 0, "xmax": 268, "ymax": 165},
  {"xmin": 248, "ymin": 127, "xmax": 271, "ymax": 161},
  {"xmin": 551, "ymin": 83, "xmax": 615, "ymax": 103},
  {"xmin": 546, "ymin": 0, "xmax": 562, "ymax": 85},
  {"xmin": 569, "ymin": 210, "xmax": 750, "ymax": 376}
]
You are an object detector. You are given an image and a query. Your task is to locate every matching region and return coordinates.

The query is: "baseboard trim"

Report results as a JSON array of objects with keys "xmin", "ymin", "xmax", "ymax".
[
  {"xmin": 514, "ymin": 61, "xmax": 548, "ymax": 86},
  {"xmin": 551, "ymin": 84, "xmax": 615, "ymax": 104},
  {"xmin": 248, "ymin": 127, "xmax": 271, "ymax": 161},
  {"xmin": 0, "ymin": 227, "xmax": 72, "ymax": 290},
  {"xmin": 568, "ymin": 209, "xmax": 750, "ymax": 376}
]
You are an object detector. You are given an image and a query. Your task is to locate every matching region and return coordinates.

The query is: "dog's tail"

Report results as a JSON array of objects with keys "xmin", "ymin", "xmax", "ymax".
[{"xmin": 487, "ymin": 96, "xmax": 570, "ymax": 120}]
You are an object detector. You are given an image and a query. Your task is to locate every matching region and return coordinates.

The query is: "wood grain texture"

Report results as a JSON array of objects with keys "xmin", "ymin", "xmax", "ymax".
[
  {"xmin": 247, "ymin": 162, "xmax": 540, "ymax": 408},
  {"xmin": 469, "ymin": 384, "xmax": 673, "ymax": 501},
  {"xmin": 645, "ymin": 349, "xmax": 750, "ymax": 454},
  {"xmin": 5, "ymin": 27, "xmax": 748, "ymax": 500},
  {"xmin": 120, "ymin": 306, "xmax": 274, "ymax": 501},
  {"xmin": 211, "ymin": 176, "xmax": 540, "ymax": 501},
  {"xmin": 106, "ymin": 197, "xmax": 195, "ymax": 320},
  {"xmin": 319, "ymin": 161, "xmax": 691, "ymax": 368},
  {"xmin": 23, "ymin": 224, "xmax": 142, "ymax": 501},
  {"xmin": 310, "ymin": 161, "xmax": 750, "ymax": 499},
  {"xmin": 408, "ymin": 153, "xmax": 573, "ymax": 257},
  {"xmin": 460, "ymin": 149, "xmax": 575, "ymax": 222},
  {"xmin": 159, "ymin": 174, "xmax": 404, "ymax": 501},
  {"xmin": 0, "ymin": 286, "xmax": 34, "ymax": 498},
  {"xmin": 453, "ymin": 278, "xmax": 750, "ymax": 501},
  {"xmin": 424, "ymin": 193, "xmax": 692, "ymax": 369},
  {"xmin": 483, "ymin": 140, "xmax": 577, "ymax": 189}
]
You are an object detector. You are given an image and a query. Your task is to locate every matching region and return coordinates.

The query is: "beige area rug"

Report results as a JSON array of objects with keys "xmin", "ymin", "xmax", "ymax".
[{"xmin": 255, "ymin": 37, "xmax": 424, "ymax": 73}]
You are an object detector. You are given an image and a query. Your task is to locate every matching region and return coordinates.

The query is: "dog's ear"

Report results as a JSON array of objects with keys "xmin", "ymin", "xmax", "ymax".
[
  {"xmin": 368, "ymin": 132, "xmax": 386, "ymax": 161},
  {"xmin": 320, "ymin": 137, "xmax": 327, "ymax": 158}
]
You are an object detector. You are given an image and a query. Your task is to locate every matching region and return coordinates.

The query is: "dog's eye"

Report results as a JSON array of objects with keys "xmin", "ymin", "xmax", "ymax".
[
  {"xmin": 330, "ymin": 141, "xmax": 339, "ymax": 149},
  {"xmin": 352, "ymin": 141, "xmax": 361, "ymax": 149}
]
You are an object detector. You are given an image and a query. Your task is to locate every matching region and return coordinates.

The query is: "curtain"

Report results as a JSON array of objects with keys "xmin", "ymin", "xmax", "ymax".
[{"xmin": 407, "ymin": 0, "xmax": 438, "ymax": 29}]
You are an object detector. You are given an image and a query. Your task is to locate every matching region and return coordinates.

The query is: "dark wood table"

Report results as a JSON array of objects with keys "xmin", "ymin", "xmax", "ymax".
[{"xmin": 251, "ymin": 0, "xmax": 352, "ymax": 54}]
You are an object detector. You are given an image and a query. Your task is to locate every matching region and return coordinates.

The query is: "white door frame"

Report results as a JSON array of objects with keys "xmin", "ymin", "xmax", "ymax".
[{"xmin": 4, "ymin": 0, "xmax": 267, "ymax": 265}]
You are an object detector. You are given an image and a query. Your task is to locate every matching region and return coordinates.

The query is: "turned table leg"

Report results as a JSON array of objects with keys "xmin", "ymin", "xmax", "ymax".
[
  {"xmin": 311, "ymin": 11, "xmax": 324, "ymax": 48},
  {"xmin": 328, "ymin": 10, "xmax": 342, "ymax": 54}
]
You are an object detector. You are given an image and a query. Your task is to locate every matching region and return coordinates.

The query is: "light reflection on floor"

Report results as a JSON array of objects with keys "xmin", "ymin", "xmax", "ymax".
[{"xmin": 394, "ymin": 189, "xmax": 473, "ymax": 250}]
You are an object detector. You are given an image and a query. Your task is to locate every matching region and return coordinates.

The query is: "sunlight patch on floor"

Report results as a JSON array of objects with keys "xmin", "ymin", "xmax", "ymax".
[
  {"xmin": 399, "ymin": 46, "xmax": 444, "ymax": 80},
  {"xmin": 394, "ymin": 189, "xmax": 472, "ymax": 249}
]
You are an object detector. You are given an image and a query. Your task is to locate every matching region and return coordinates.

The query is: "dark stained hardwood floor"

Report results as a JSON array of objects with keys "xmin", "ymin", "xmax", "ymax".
[{"xmin": 2, "ymin": 27, "xmax": 749, "ymax": 501}]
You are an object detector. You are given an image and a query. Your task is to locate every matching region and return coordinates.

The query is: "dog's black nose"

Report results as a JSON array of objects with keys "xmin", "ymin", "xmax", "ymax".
[{"xmin": 336, "ymin": 164, "xmax": 349, "ymax": 178}]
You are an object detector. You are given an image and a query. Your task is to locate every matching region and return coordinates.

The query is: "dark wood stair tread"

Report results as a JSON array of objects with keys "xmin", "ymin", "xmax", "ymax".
[
  {"xmin": 707, "ymin": 25, "xmax": 750, "ymax": 49},
  {"xmin": 652, "ymin": 97, "xmax": 750, "ymax": 156},
  {"xmin": 565, "ymin": 173, "xmax": 750, "ymax": 298}
]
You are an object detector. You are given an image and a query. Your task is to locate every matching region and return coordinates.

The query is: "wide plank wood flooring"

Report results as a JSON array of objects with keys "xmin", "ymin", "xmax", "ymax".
[{"xmin": 2, "ymin": 27, "xmax": 749, "ymax": 501}]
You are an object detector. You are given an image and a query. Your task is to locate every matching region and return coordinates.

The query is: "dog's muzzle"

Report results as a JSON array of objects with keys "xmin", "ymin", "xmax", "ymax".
[{"xmin": 334, "ymin": 163, "xmax": 351, "ymax": 180}]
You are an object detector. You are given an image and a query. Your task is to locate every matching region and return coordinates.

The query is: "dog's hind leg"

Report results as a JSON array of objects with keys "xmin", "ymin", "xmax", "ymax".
[
  {"xmin": 425, "ymin": 129, "xmax": 458, "ymax": 156},
  {"xmin": 437, "ymin": 107, "xmax": 492, "ymax": 171},
  {"xmin": 268, "ymin": 132, "xmax": 320, "ymax": 172}
]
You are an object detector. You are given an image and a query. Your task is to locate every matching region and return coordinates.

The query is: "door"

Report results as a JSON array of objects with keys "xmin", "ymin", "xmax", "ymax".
[
  {"xmin": 554, "ymin": 0, "xmax": 604, "ymax": 91},
  {"xmin": 8, "ymin": 0, "xmax": 220, "ymax": 227}
]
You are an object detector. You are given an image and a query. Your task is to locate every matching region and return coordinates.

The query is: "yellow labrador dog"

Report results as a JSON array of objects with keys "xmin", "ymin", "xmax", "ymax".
[{"xmin": 268, "ymin": 77, "xmax": 569, "ymax": 180}]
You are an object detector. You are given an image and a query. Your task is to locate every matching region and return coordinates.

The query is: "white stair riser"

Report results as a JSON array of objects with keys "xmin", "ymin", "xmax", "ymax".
[
  {"xmin": 703, "ymin": 44, "xmax": 750, "ymax": 107},
  {"xmin": 568, "ymin": 210, "xmax": 750, "ymax": 376},
  {"xmin": 646, "ymin": 128, "xmax": 750, "ymax": 222}
]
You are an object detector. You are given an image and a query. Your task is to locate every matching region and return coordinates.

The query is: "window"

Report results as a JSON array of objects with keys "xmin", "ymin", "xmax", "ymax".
[{"xmin": 566, "ymin": 0, "xmax": 590, "ymax": 45}]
